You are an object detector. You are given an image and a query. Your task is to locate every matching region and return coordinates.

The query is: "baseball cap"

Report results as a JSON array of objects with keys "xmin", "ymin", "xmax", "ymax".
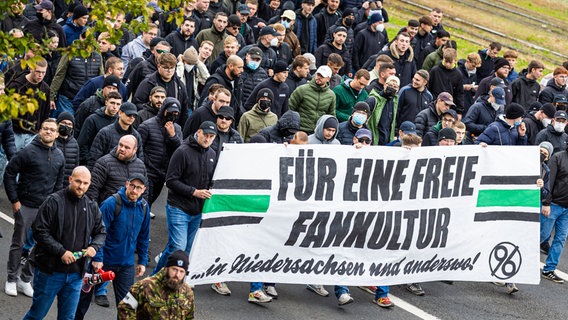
[
  {"xmin": 259, "ymin": 26, "xmax": 281, "ymax": 37},
  {"xmin": 316, "ymin": 65, "xmax": 332, "ymax": 78},
  {"xmin": 247, "ymin": 47, "xmax": 262, "ymax": 60},
  {"xmin": 228, "ymin": 14, "xmax": 242, "ymax": 27},
  {"xmin": 399, "ymin": 121, "xmax": 416, "ymax": 134},
  {"xmin": 200, "ymin": 121, "xmax": 218, "ymax": 135},
  {"xmin": 437, "ymin": 92, "xmax": 455, "ymax": 106},
  {"xmin": 217, "ymin": 106, "xmax": 235, "ymax": 120},
  {"xmin": 491, "ymin": 87, "xmax": 506, "ymax": 105},
  {"xmin": 237, "ymin": 4, "xmax": 250, "ymax": 14},
  {"xmin": 35, "ymin": 0, "xmax": 54, "ymax": 11},
  {"xmin": 355, "ymin": 128, "xmax": 372, "ymax": 140},
  {"xmin": 442, "ymin": 109, "xmax": 458, "ymax": 120},
  {"xmin": 490, "ymin": 77, "xmax": 506, "ymax": 88},
  {"xmin": 281, "ymin": 10, "xmax": 296, "ymax": 21},
  {"xmin": 554, "ymin": 111, "xmax": 568, "ymax": 120},
  {"xmin": 127, "ymin": 173, "xmax": 147, "ymax": 186},
  {"xmin": 163, "ymin": 97, "xmax": 181, "ymax": 113},
  {"xmin": 554, "ymin": 95, "xmax": 568, "ymax": 104},
  {"xmin": 120, "ymin": 102, "xmax": 137, "ymax": 116}
]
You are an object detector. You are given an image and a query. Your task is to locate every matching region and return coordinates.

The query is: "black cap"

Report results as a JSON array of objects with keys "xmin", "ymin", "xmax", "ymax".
[
  {"xmin": 127, "ymin": 173, "xmax": 147, "ymax": 185},
  {"xmin": 490, "ymin": 77, "xmax": 507, "ymax": 88},
  {"xmin": 199, "ymin": 121, "xmax": 218, "ymax": 135},
  {"xmin": 163, "ymin": 97, "xmax": 181, "ymax": 113},
  {"xmin": 166, "ymin": 250, "xmax": 189, "ymax": 271},
  {"xmin": 554, "ymin": 95, "xmax": 568, "ymax": 104},
  {"xmin": 541, "ymin": 103, "xmax": 556, "ymax": 118},
  {"xmin": 120, "ymin": 102, "xmax": 137, "ymax": 116},
  {"xmin": 35, "ymin": 0, "xmax": 54, "ymax": 11},
  {"xmin": 150, "ymin": 37, "xmax": 166, "ymax": 49},
  {"xmin": 228, "ymin": 14, "xmax": 241, "ymax": 27},
  {"xmin": 103, "ymin": 75, "xmax": 120, "ymax": 89},
  {"xmin": 73, "ymin": 5, "xmax": 89, "ymax": 20},
  {"xmin": 352, "ymin": 101, "xmax": 370, "ymax": 114},
  {"xmin": 554, "ymin": 110, "xmax": 568, "ymax": 120},
  {"xmin": 217, "ymin": 106, "xmax": 235, "ymax": 120},
  {"xmin": 273, "ymin": 60, "xmax": 289, "ymax": 74},
  {"xmin": 257, "ymin": 88, "xmax": 274, "ymax": 101},
  {"xmin": 259, "ymin": 26, "xmax": 281, "ymax": 37},
  {"xmin": 438, "ymin": 127, "xmax": 456, "ymax": 141}
]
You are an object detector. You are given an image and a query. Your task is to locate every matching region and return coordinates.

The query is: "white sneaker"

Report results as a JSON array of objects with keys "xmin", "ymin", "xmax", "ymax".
[
  {"xmin": 264, "ymin": 285, "xmax": 278, "ymax": 299},
  {"xmin": 17, "ymin": 279, "xmax": 34, "ymax": 297},
  {"xmin": 5, "ymin": 281, "xmax": 17, "ymax": 296},
  {"xmin": 248, "ymin": 290, "xmax": 272, "ymax": 303},
  {"xmin": 211, "ymin": 282, "xmax": 231, "ymax": 296},
  {"xmin": 154, "ymin": 252, "xmax": 162, "ymax": 264},
  {"xmin": 150, "ymin": 212, "xmax": 156, "ymax": 219},
  {"xmin": 306, "ymin": 284, "xmax": 329, "ymax": 297},
  {"xmin": 337, "ymin": 293, "xmax": 354, "ymax": 306}
]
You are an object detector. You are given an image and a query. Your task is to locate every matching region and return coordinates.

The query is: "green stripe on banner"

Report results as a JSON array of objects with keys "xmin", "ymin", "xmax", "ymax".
[
  {"xmin": 476, "ymin": 189, "xmax": 540, "ymax": 208},
  {"xmin": 203, "ymin": 194, "xmax": 270, "ymax": 213}
]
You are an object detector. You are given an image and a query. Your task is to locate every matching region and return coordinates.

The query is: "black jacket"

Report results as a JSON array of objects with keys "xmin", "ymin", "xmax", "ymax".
[
  {"xmin": 396, "ymin": 84, "xmax": 433, "ymax": 129},
  {"xmin": 244, "ymin": 77, "xmax": 290, "ymax": 117},
  {"xmin": 0, "ymin": 121, "xmax": 16, "ymax": 160},
  {"xmin": 255, "ymin": 110, "xmax": 301, "ymax": 143},
  {"xmin": 536, "ymin": 125, "xmax": 568, "ymax": 155},
  {"xmin": 183, "ymin": 103, "xmax": 217, "ymax": 139},
  {"xmin": 457, "ymin": 59, "xmax": 479, "ymax": 114},
  {"xmin": 337, "ymin": 119, "xmax": 366, "ymax": 145},
  {"xmin": 4, "ymin": 137, "xmax": 65, "ymax": 208},
  {"xmin": 377, "ymin": 45, "xmax": 416, "ymax": 88},
  {"xmin": 134, "ymin": 103, "xmax": 160, "ymax": 129},
  {"xmin": 315, "ymin": 8, "xmax": 341, "ymax": 47},
  {"xmin": 138, "ymin": 102, "xmax": 183, "ymax": 180},
  {"xmin": 126, "ymin": 54, "xmax": 159, "ymax": 100},
  {"xmin": 240, "ymin": 65, "xmax": 269, "ymax": 107},
  {"xmin": 56, "ymin": 135, "xmax": 80, "ymax": 186},
  {"xmin": 539, "ymin": 78, "xmax": 568, "ymax": 104},
  {"xmin": 476, "ymin": 49, "xmax": 495, "ymax": 81},
  {"xmin": 23, "ymin": 15, "xmax": 66, "ymax": 48},
  {"xmin": 77, "ymin": 108, "xmax": 118, "ymax": 164},
  {"xmin": 88, "ymin": 121, "xmax": 144, "ymax": 168},
  {"xmin": 412, "ymin": 31, "xmax": 435, "ymax": 69},
  {"xmin": 428, "ymin": 63, "xmax": 465, "ymax": 114},
  {"xmin": 74, "ymin": 91, "xmax": 106, "ymax": 139},
  {"xmin": 58, "ymin": 53, "xmax": 104, "ymax": 99},
  {"xmin": 7, "ymin": 74, "xmax": 51, "ymax": 134},
  {"xmin": 544, "ymin": 149, "xmax": 568, "ymax": 207},
  {"xmin": 353, "ymin": 26, "xmax": 387, "ymax": 71},
  {"xmin": 31, "ymin": 188, "xmax": 106, "ymax": 274},
  {"xmin": 476, "ymin": 75, "xmax": 513, "ymax": 106},
  {"xmin": 87, "ymin": 146, "xmax": 147, "ymax": 204},
  {"xmin": 463, "ymin": 98, "xmax": 500, "ymax": 136},
  {"xmin": 166, "ymin": 134, "xmax": 216, "ymax": 215},
  {"xmin": 165, "ymin": 30, "xmax": 198, "ymax": 57},
  {"xmin": 285, "ymin": 71, "xmax": 308, "ymax": 93},
  {"xmin": 523, "ymin": 111, "xmax": 544, "ymax": 146},
  {"xmin": 199, "ymin": 66, "xmax": 243, "ymax": 121},
  {"xmin": 315, "ymin": 40, "xmax": 351, "ymax": 76},
  {"xmin": 238, "ymin": 43, "xmax": 278, "ymax": 72},
  {"xmin": 414, "ymin": 101, "xmax": 440, "ymax": 137},
  {"xmin": 211, "ymin": 128, "xmax": 243, "ymax": 160},
  {"xmin": 511, "ymin": 75, "xmax": 540, "ymax": 110}
]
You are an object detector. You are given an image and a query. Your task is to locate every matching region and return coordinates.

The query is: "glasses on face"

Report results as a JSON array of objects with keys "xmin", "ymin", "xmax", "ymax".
[
  {"xmin": 281, "ymin": 18, "xmax": 291, "ymax": 22},
  {"xmin": 357, "ymin": 137, "xmax": 371, "ymax": 144},
  {"xmin": 124, "ymin": 113, "xmax": 136, "ymax": 118},
  {"xmin": 217, "ymin": 115, "xmax": 232, "ymax": 121},
  {"xmin": 442, "ymin": 117, "xmax": 455, "ymax": 123},
  {"xmin": 156, "ymin": 49, "xmax": 169, "ymax": 54},
  {"xmin": 128, "ymin": 182, "xmax": 145, "ymax": 191}
]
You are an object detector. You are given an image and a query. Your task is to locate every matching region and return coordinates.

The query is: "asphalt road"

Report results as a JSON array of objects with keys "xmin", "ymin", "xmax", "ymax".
[{"xmin": 1, "ymin": 188, "xmax": 568, "ymax": 320}]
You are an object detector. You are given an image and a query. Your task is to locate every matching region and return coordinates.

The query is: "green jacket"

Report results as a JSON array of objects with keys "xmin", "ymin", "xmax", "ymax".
[
  {"xmin": 238, "ymin": 103, "xmax": 278, "ymax": 142},
  {"xmin": 422, "ymin": 46, "xmax": 444, "ymax": 71},
  {"xmin": 368, "ymin": 89, "xmax": 399, "ymax": 145},
  {"xmin": 333, "ymin": 79, "xmax": 369, "ymax": 122},
  {"xmin": 289, "ymin": 79, "xmax": 336, "ymax": 134},
  {"xmin": 195, "ymin": 26, "xmax": 228, "ymax": 64}
]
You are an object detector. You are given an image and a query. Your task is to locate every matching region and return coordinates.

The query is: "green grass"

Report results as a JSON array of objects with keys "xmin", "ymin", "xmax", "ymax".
[{"xmin": 505, "ymin": 0, "xmax": 568, "ymax": 22}]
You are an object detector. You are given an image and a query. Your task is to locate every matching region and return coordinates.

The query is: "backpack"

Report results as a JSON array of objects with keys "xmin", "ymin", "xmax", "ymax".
[{"xmin": 112, "ymin": 193, "xmax": 148, "ymax": 221}]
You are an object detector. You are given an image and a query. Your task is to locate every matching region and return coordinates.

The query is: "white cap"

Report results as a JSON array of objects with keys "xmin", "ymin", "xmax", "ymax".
[{"xmin": 316, "ymin": 65, "xmax": 332, "ymax": 78}]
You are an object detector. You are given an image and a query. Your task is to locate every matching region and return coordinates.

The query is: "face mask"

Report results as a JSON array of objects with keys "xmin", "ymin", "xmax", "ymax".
[
  {"xmin": 491, "ymin": 102, "xmax": 501, "ymax": 111},
  {"xmin": 270, "ymin": 38, "xmax": 279, "ymax": 47},
  {"xmin": 554, "ymin": 122, "xmax": 566, "ymax": 133},
  {"xmin": 542, "ymin": 118, "xmax": 552, "ymax": 127},
  {"xmin": 58, "ymin": 125, "xmax": 72, "ymax": 136},
  {"xmin": 165, "ymin": 113, "xmax": 179, "ymax": 123},
  {"xmin": 184, "ymin": 64, "xmax": 195, "ymax": 72},
  {"xmin": 352, "ymin": 113, "xmax": 367, "ymax": 126},
  {"xmin": 541, "ymin": 153, "xmax": 547, "ymax": 163},
  {"xmin": 344, "ymin": 18, "xmax": 354, "ymax": 27},
  {"xmin": 281, "ymin": 20, "xmax": 290, "ymax": 29},
  {"xmin": 514, "ymin": 120, "xmax": 522, "ymax": 128},
  {"xmin": 383, "ymin": 86, "xmax": 397, "ymax": 98},
  {"xmin": 375, "ymin": 24, "xmax": 384, "ymax": 32},
  {"xmin": 247, "ymin": 60, "xmax": 260, "ymax": 70},
  {"xmin": 467, "ymin": 68, "xmax": 476, "ymax": 76},
  {"xmin": 259, "ymin": 100, "xmax": 271, "ymax": 111}
]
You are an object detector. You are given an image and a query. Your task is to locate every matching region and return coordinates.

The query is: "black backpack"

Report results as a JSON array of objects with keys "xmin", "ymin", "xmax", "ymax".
[{"xmin": 111, "ymin": 193, "xmax": 148, "ymax": 221}]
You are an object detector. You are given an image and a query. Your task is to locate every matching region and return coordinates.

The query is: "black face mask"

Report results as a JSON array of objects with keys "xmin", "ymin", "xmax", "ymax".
[
  {"xmin": 259, "ymin": 100, "xmax": 271, "ymax": 111},
  {"xmin": 58, "ymin": 125, "xmax": 72, "ymax": 136},
  {"xmin": 541, "ymin": 153, "xmax": 547, "ymax": 163},
  {"xmin": 382, "ymin": 86, "xmax": 397, "ymax": 99},
  {"xmin": 344, "ymin": 18, "xmax": 354, "ymax": 27},
  {"xmin": 165, "ymin": 113, "xmax": 179, "ymax": 123}
]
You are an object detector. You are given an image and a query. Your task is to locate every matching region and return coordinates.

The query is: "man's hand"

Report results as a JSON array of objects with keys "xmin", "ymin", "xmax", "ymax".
[
  {"xmin": 61, "ymin": 251, "xmax": 76, "ymax": 264},
  {"xmin": 136, "ymin": 265, "xmax": 146, "ymax": 277},
  {"xmin": 517, "ymin": 122, "xmax": 526, "ymax": 136},
  {"xmin": 12, "ymin": 201, "xmax": 21, "ymax": 213},
  {"xmin": 164, "ymin": 121, "xmax": 175, "ymax": 137},
  {"xmin": 193, "ymin": 189, "xmax": 212, "ymax": 199},
  {"xmin": 50, "ymin": 101, "xmax": 56, "ymax": 110},
  {"xmin": 92, "ymin": 261, "xmax": 104, "ymax": 272},
  {"xmin": 479, "ymin": 142, "xmax": 488, "ymax": 148},
  {"xmin": 83, "ymin": 246, "xmax": 96, "ymax": 258},
  {"xmin": 542, "ymin": 205, "xmax": 551, "ymax": 218},
  {"xmin": 537, "ymin": 178, "xmax": 544, "ymax": 188}
]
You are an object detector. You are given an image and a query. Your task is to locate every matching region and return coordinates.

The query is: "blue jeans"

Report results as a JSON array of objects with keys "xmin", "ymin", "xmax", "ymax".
[
  {"xmin": 250, "ymin": 282, "xmax": 263, "ymax": 292},
  {"xmin": 541, "ymin": 203, "xmax": 568, "ymax": 272},
  {"xmin": 153, "ymin": 203, "xmax": 202, "ymax": 274},
  {"xmin": 51, "ymin": 95, "xmax": 74, "ymax": 118},
  {"xmin": 23, "ymin": 269, "xmax": 82, "ymax": 320},
  {"xmin": 374, "ymin": 286, "xmax": 389, "ymax": 299},
  {"xmin": 334, "ymin": 285, "xmax": 350, "ymax": 298}
]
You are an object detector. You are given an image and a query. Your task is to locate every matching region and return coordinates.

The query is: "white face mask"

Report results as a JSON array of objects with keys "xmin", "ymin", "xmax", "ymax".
[
  {"xmin": 542, "ymin": 118, "xmax": 552, "ymax": 127},
  {"xmin": 554, "ymin": 122, "xmax": 566, "ymax": 133},
  {"xmin": 491, "ymin": 102, "xmax": 502, "ymax": 111},
  {"xmin": 184, "ymin": 64, "xmax": 195, "ymax": 72},
  {"xmin": 270, "ymin": 38, "xmax": 279, "ymax": 47},
  {"xmin": 375, "ymin": 24, "xmax": 384, "ymax": 33}
]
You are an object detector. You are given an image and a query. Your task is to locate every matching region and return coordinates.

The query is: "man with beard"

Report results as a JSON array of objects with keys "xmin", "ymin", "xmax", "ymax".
[
  {"xmin": 134, "ymin": 86, "xmax": 167, "ymax": 128},
  {"xmin": 165, "ymin": 17, "xmax": 198, "ymax": 57},
  {"xmin": 118, "ymin": 250, "xmax": 194, "ymax": 319},
  {"xmin": 475, "ymin": 57, "xmax": 512, "ymax": 105}
]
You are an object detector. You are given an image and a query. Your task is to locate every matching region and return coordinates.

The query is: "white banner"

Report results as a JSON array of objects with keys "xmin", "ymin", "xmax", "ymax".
[{"xmin": 187, "ymin": 144, "xmax": 541, "ymax": 286}]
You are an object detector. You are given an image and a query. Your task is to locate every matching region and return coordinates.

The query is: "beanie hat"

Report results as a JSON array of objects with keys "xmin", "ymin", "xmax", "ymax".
[
  {"xmin": 368, "ymin": 13, "xmax": 384, "ymax": 25},
  {"xmin": 539, "ymin": 141, "xmax": 553, "ymax": 156},
  {"xmin": 493, "ymin": 57, "xmax": 510, "ymax": 72},
  {"xmin": 257, "ymin": 88, "xmax": 274, "ymax": 101},
  {"xmin": 183, "ymin": 47, "xmax": 199, "ymax": 65},
  {"xmin": 438, "ymin": 127, "xmax": 456, "ymax": 141},
  {"xmin": 57, "ymin": 111, "xmax": 75, "ymax": 125},
  {"xmin": 103, "ymin": 75, "xmax": 120, "ymax": 89},
  {"xmin": 416, "ymin": 69, "xmax": 429, "ymax": 82},
  {"xmin": 353, "ymin": 101, "xmax": 370, "ymax": 114},
  {"xmin": 166, "ymin": 250, "xmax": 189, "ymax": 271},
  {"xmin": 541, "ymin": 103, "xmax": 556, "ymax": 119},
  {"xmin": 505, "ymin": 103, "xmax": 525, "ymax": 119},
  {"xmin": 273, "ymin": 60, "xmax": 289, "ymax": 74},
  {"xmin": 323, "ymin": 116, "xmax": 339, "ymax": 129},
  {"xmin": 73, "ymin": 5, "xmax": 89, "ymax": 20},
  {"xmin": 342, "ymin": 8, "xmax": 355, "ymax": 18}
]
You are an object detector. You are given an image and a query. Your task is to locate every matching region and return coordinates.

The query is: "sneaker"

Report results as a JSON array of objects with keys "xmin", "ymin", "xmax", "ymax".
[
  {"xmin": 542, "ymin": 270, "xmax": 565, "ymax": 283},
  {"xmin": 150, "ymin": 212, "xmax": 156, "ymax": 219},
  {"xmin": 16, "ymin": 279, "xmax": 33, "ymax": 297},
  {"xmin": 264, "ymin": 285, "xmax": 278, "ymax": 299},
  {"xmin": 406, "ymin": 283, "xmax": 425, "ymax": 296},
  {"xmin": 506, "ymin": 283, "xmax": 519, "ymax": 294},
  {"xmin": 248, "ymin": 290, "xmax": 272, "ymax": 303},
  {"xmin": 540, "ymin": 242, "xmax": 550, "ymax": 255},
  {"xmin": 95, "ymin": 295, "xmax": 110, "ymax": 307},
  {"xmin": 4, "ymin": 281, "xmax": 17, "ymax": 297},
  {"xmin": 374, "ymin": 296, "xmax": 394, "ymax": 308},
  {"xmin": 211, "ymin": 282, "xmax": 231, "ymax": 296},
  {"xmin": 358, "ymin": 286, "xmax": 377, "ymax": 294},
  {"xmin": 154, "ymin": 252, "xmax": 162, "ymax": 264},
  {"xmin": 306, "ymin": 284, "xmax": 329, "ymax": 297},
  {"xmin": 492, "ymin": 282, "xmax": 506, "ymax": 287},
  {"xmin": 337, "ymin": 293, "xmax": 354, "ymax": 306}
]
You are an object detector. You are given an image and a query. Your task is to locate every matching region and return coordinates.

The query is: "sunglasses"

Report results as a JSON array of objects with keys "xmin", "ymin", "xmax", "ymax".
[
  {"xmin": 156, "ymin": 49, "xmax": 169, "ymax": 54},
  {"xmin": 217, "ymin": 115, "xmax": 232, "ymax": 121},
  {"xmin": 358, "ymin": 137, "xmax": 371, "ymax": 144}
]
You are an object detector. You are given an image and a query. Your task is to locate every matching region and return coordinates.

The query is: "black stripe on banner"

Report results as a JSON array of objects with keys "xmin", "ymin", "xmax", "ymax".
[
  {"xmin": 212, "ymin": 179, "xmax": 272, "ymax": 190},
  {"xmin": 474, "ymin": 211, "xmax": 539, "ymax": 222},
  {"xmin": 201, "ymin": 216, "xmax": 264, "ymax": 228},
  {"xmin": 480, "ymin": 175, "xmax": 540, "ymax": 185}
]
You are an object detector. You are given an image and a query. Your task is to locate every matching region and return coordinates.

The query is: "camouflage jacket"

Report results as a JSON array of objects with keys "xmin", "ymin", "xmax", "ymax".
[{"xmin": 118, "ymin": 268, "xmax": 194, "ymax": 319}]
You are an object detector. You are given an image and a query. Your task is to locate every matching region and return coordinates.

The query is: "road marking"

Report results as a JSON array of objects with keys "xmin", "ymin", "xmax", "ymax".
[
  {"xmin": 390, "ymin": 294, "xmax": 441, "ymax": 320},
  {"xmin": 0, "ymin": 210, "xmax": 14, "ymax": 225}
]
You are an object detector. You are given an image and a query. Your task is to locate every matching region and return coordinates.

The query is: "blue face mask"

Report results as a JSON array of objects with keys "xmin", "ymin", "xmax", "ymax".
[
  {"xmin": 247, "ymin": 60, "xmax": 260, "ymax": 71},
  {"xmin": 281, "ymin": 20, "xmax": 290, "ymax": 29},
  {"xmin": 352, "ymin": 113, "xmax": 367, "ymax": 126},
  {"xmin": 514, "ymin": 120, "xmax": 522, "ymax": 127}
]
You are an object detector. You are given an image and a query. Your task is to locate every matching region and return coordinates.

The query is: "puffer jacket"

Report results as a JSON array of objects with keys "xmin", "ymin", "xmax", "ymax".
[
  {"xmin": 256, "ymin": 110, "xmax": 301, "ymax": 143},
  {"xmin": 74, "ymin": 89, "xmax": 106, "ymax": 138},
  {"xmin": 240, "ymin": 65, "xmax": 268, "ymax": 106},
  {"xmin": 463, "ymin": 98, "xmax": 501, "ymax": 136},
  {"xmin": 289, "ymin": 79, "xmax": 336, "ymax": 134},
  {"xmin": 539, "ymin": 78, "xmax": 568, "ymax": 104},
  {"xmin": 476, "ymin": 115, "xmax": 527, "ymax": 146},
  {"xmin": 396, "ymin": 84, "xmax": 433, "ymax": 129},
  {"xmin": 337, "ymin": 118, "xmax": 367, "ymax": 145},
  {"xmin": 87, "ymin": 146, "xmax": 147, "ymax": 204},
  {"xmin": 55, "ymin": 134, "xmax": 80, "ymax": 186},
  {"xmin": 333, "ymin": 79, "xmax": 369, "ymax": 122},
  {"xmin": 535, "ymin": 125, "xmax": 568, "ymax": 155},
  {"xmin": 50, "ymin": 53, "xmax": 104, "ymax": 100},
  {"xmin": 88, "ymin": 120, "xmax": 144, "ymax": 168},
  {"xmin": 138, "ymin": 99, "xmax": 183, "ymax": 179},
  {"xmin": 307, "ymin": 114, "xmax": 340, "ymax": 144},
  {"xmin": 238, "ymin": 104, "xmax": 278, "ymax": 142},
  {"xmin": 0, "ymin": 121, "xmax": 16, "ymax": 160},
  {"xmin": 77, "ymin": 108, "xmax": 118, "ymax": 164},
  {"xmin": 414, "ymin": 101, "xmax": 440, "ymax": 137}
]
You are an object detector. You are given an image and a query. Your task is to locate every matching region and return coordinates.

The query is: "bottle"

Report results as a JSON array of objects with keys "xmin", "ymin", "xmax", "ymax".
[{"xmin": 73, "ymin": 251, "xmax": 84, "ymax": 260}]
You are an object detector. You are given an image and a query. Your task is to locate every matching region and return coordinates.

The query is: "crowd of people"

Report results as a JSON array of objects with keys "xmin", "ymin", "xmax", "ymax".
[{"xmin": 1, "ymin": 0, "xmax": 567, "ymax": 318}]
